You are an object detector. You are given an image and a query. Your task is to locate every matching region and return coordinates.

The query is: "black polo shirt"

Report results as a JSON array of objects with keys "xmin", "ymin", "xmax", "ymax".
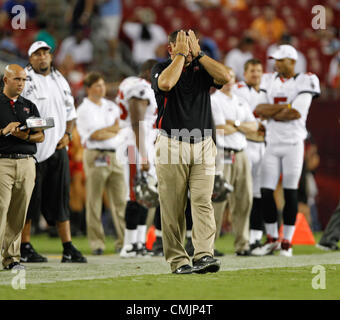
[
  {"xmin": 151, "ymin": 58, "xmax": 222, "ymax": 137},
  {"xmin": 0, "ymin": 92, "xmax": 40, "ymax": 154}
]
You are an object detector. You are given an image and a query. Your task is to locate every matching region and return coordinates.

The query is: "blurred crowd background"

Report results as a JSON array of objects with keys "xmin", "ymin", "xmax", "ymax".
[{"xmin": 0, "ymin": 0, "xmax": 339, "ymax": 234}]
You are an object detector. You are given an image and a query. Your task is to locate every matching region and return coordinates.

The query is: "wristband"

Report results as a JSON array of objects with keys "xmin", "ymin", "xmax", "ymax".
[
  {"xmin": 288, "ymin": 103, "xmax": 292, "ymax": 109},
  {"xmin": 176, "ymin": 53, "xmax": 187, "ymax": 58}
]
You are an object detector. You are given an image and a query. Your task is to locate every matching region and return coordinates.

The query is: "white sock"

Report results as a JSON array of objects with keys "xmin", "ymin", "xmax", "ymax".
[
  {"xmin": 124, "ymin": 229, "xmax": 137, "ymax": 246},
  {"xmin": 186, "ymin": 230, "xmax": 192, "ymax": 238},
  {"xmin": 283, "ymin": 225, "xmax": 295, "ymax": 243},
  {"xmin": 265, "ymin": 223, "xmax": 279, "ymax": 239},
  {"xmin": 155, "ymin": 229, "xmax": 162, "ymax": 237},
  {"xmin": 249, "ymin": 230, "xmax": 263, "ymax": 244},
  {"xmin": 136, "ymin": 225, "xmax": 147, "ymax": 244}
]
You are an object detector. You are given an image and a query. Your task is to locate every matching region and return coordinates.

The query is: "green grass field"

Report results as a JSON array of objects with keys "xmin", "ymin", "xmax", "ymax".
[{"xmin": 1, "ymin": 232, "xmax": 340, "ymax": 300}]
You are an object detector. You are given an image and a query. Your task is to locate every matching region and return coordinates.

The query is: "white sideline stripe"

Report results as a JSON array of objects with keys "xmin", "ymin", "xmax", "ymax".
[{"xmin": 1, "ymin": 252, "xmax": 339, "ymax": 286}]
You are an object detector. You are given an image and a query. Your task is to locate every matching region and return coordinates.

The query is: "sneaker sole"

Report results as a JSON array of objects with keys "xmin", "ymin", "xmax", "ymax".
[
  {"xmin": 20, "ymin": 258, "xmax": 48, "ymax": 263},
  {"xmin": 192, "ymin": 262, "xmax": 221, "ymax": 274},
  {"xmin": 61, "ymin": 258, "xmax": 87, "ymax": 263}
]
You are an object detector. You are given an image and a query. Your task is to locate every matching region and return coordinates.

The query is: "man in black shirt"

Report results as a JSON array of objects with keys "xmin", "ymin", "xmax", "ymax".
[
  {"xmin": 151, "ymin": 30, "xmax": 229, "ymax": 274},
  {"xmin": 0, "ymin": 64, "xmax": 44, "ymax": 270}
]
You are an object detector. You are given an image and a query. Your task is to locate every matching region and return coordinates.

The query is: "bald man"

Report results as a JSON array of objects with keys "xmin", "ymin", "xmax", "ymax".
[{"xmin": 0, "ymin": 64, "xmax": 44, "ymax": 270}]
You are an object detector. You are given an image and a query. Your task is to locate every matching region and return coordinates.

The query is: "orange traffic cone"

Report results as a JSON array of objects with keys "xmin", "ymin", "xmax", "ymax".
[
  {"xmin": 146, "ymin": 225, "xmax": 156, "ymax": 250},
  {"xmin": 279, "ymin": 213, "xmax": 316, "ymax": 245}
]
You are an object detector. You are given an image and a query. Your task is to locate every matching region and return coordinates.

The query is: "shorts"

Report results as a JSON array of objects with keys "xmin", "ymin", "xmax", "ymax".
[{"xmin": 26, "ymin": 148, "xmax": 71, "ymax": 226}]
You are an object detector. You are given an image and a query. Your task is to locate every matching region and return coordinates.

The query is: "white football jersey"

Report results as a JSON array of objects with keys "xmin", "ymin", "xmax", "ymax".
[
  {"xmin": 260, "ymin": 72, "xmax": 320, "ymax": 144},
  {"xmin": 116, "ymin": 76, "xmax": 157, "ymax": 130},
  {"xmin": 116, "ymin": 76, "xmax": 158, "ymax": 150}
]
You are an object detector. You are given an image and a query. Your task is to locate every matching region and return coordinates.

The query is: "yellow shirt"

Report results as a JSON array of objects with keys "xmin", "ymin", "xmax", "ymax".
[{"xmin": 251, "ymin": 17, "xmax": 286, "ymax": 43}]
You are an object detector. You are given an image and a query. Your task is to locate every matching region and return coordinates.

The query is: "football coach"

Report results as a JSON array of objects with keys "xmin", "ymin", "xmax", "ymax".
[
  {"xmin": 0, "ymin": 64, "xmax": 44, "ymax": 270},
  {"xmin": 151, "ymin": 30, "xmax": 230, "ymax": 274}
]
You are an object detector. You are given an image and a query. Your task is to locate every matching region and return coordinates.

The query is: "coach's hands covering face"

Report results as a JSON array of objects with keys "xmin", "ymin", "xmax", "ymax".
[
  {"xmin": 173, "ymin": 30, "xmax": 189, "ymax": 57},
  {"xmin": 187, "ymin": 30, "xmax": 200, "ymax": 58}
]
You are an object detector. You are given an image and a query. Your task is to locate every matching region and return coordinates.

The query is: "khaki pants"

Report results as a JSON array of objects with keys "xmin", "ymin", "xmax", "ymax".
[
  {"xmin": 155, "ymin": 135, "xmax": 216, "ymax": 272},
  {"xmin": 213, "ymin": 150, "xmax": 252, "ymax": 252},
  {"xmin": 0, "ymin": 158, "xmax": 35, "ymax": 268},
  {"xmin": 83, "ymin": 149, "xmax": 126, "ymax": 251}
]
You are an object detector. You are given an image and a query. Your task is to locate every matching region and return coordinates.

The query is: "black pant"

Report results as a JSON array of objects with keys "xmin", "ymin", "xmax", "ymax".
[
  {"xmin": 319, "ymin": 200, "xmax": 340, "ymax": 245},
  {"xmin": 26, "ymin": 148, "xmax": 71, "ymax": 226}
]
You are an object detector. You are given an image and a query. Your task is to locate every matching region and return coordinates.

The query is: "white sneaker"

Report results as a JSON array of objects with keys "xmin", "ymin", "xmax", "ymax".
[
  {"xmin": 279, "ymin": 248, "xmax": 293, "ymax": 257},
  {"xmin": 119, "ymin": 243, "xmax": 138, "ymax": 258},
  {"xmin": 251, "ymin": 237, "xmax": 280, "ymax": 256}
]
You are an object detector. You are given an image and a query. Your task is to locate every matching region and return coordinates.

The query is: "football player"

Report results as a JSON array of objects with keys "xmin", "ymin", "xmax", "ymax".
[
  {"xmin": 252, "ymin": 45, "xmax": 320, "ymax": 257},
  {"xmin": 116, "ymin": 59, "xmax": 158, "ymax": 258}
]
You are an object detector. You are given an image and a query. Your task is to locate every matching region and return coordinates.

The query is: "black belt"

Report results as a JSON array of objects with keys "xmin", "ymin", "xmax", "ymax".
[
  {"xmin": 247, "ymin": 139, "xmax": 265, "ymax": 144},
  {"xmin": 223, "ymin": 148, "xmax": 243, "ymax": 153},
  {"xmin": 0, "ymin": 154, "xmax": 33, "ymax": 159},
  {"xmin": 94, "ymin": 149, "xmax": 116, "ymax": 153},
  {"xmin": 160, "ymin": 131, "xmax": 210, "ymax": 144}
]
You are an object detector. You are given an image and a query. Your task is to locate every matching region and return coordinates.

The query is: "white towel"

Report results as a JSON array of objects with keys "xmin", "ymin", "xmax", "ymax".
[{"xmin": 24, "ymin": 65, "xmax": 76, "ymax": 121}]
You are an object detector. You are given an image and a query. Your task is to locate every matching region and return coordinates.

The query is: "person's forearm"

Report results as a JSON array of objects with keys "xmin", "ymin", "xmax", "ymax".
[
  {"xmin": 29, "ymin": 131, "xmax": 45, "ymax": 143},
  {"xmin": 84, "ymin": 0, "xmax": 94, "ymax": 13},
  {"xmin": 255, "ymin": 104, "xmax": 287, "ymax": 118},
  {"xmin": 216, "ymin": 124, "xmax": 237, "ymax": 136},
  {"xmin": 273, "ymin": 108, "xmax": 301, "ymax": 121},
  {"xmin": 158, "ymin": 55, "xmax": 185, "ymax": 91},
  {"xmin": 106, "ymin": 120, "xmax": 120, "ymax": 134},
  {"xmin": 198, "ymin": 55, "xmax": 229, "ymax": 85},
  {"xmin": 90, "ymin": 127, "xmax": 117, "ymax": 141},
  {"xmin": 132, "ymin": 123, "xmax": 147, "ymax": 159},
  {"xmin": 237, "ymin": 122, "xmax": 258, "ymax": 135}
]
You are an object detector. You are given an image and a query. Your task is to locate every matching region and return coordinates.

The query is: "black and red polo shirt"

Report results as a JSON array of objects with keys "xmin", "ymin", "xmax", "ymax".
[
  {"xmin": 151, "ymin": 58, "xmax": 222, "ymax": 138},
  {"xmin": 0, "ymin": 92, "xmax": 40, "ymax": 154}
]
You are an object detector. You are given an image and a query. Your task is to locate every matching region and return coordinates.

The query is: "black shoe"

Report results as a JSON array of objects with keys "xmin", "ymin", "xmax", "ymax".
[
  {"xmin": 250, "ymin": 240, "xmax": 262, "ymax": 252},
  {"xmin": 172, "ymin": 264, "xmax": 193, "ymax": 274},
  {"xmin": 235, "ymin": 250, "xmax": 251, "ymax": 256},
  {"xmin": 137, "ymin": 243, "xmax": 151, "ymax": 257},
  {"xmin": 20, "ymin": 243, "xmax": 48, "ymax": 263},
  {"xmin": 185, "ymin": 238, "xmax": 194, "ymax": 257},
  {"xmin": 214, "ymin": 249, "xmax": 224, "ymax": 257},
  {"xmin": 92, "ymin": 248, "xmax": 104, "ymax": 255},
  {"xmin": 62, "ymin": 244, "xmax": 87, "ymax": 263},
  {"xmin": 151, "ymin": 237, "xmax": 164, "ymax": 257},
  {"xmin": 4, "ymin": 262, "xmax": 25, "ymax": 270},
  {"xmin": 192, "ymin": 256, "xmax": 221, "ymax": 274}
]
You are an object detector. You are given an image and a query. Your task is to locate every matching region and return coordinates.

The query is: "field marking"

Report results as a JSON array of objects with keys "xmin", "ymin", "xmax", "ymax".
[{"xmin": 0, "ymin": 252, "xmax": 339, "ymax": 286}]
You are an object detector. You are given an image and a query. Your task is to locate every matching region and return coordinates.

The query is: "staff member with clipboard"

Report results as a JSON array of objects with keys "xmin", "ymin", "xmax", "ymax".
[{"xmin": 0, "ymin": 64, "xmax": 44, "ymax": 270}]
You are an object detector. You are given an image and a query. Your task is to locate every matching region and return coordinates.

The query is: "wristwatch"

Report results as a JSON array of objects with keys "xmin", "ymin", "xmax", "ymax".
[
  {"xmin": 196, "ymin": 51, "xmax": 205, "ymax": 60},
  {"xmin": 66, "ymin": 131, "xmax": 72, "ymax": 141},
  {"xmin": 234, "ymin": 120, "xmax": 241, "ymax": 128}
]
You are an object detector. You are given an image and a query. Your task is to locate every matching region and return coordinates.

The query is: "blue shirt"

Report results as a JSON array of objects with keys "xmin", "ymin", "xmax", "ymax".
[{"xmin": 99, "ymin": 0, "xmax": 121, "ymax": 17}]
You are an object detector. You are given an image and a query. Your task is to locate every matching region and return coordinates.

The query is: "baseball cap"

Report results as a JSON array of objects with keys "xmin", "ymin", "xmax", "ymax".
[
  {"xmin": 269, "ymin": 44, "xmax": 298, "ymax": 61},
  {"xmin": 28, "ymin": 41, "xmax": 51, "ymax": 57}
]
